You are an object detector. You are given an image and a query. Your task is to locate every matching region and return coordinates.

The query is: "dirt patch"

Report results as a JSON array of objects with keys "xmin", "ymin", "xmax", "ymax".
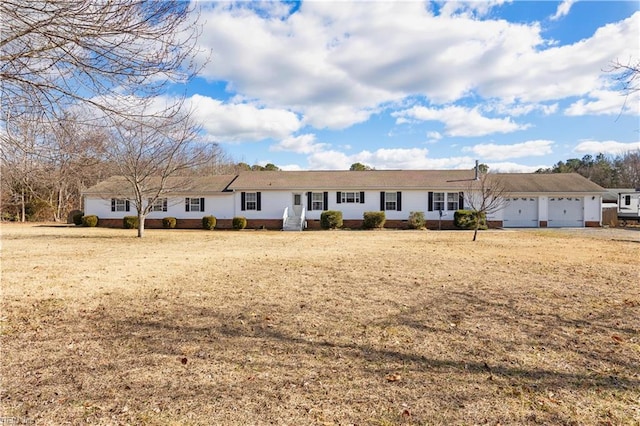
[{"xmin": 1, "ymin": 224, "xmax": 639, "ymax": 425}]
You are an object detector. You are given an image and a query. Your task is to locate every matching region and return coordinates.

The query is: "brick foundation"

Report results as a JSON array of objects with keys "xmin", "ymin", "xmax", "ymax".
[
  {"xmin": 585, "ymin": 221, "xmax": 601, "ymax": 227},
  {"xmin": 539, "ymin": 221, "xmax": 548, "ymax": 228}
]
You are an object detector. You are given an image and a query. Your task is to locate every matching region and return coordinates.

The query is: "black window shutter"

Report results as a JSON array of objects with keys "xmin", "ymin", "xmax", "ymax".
[
  {"xmin": 185, "ymin": 198, "xmax": 190, "ymax": 212},
  {"xmin": 200, "ymin": 198, "xmax": 205, "ymax": 211},
  {"xmin": 380, "ymin": 192, "xmax": 385, "ymax": 211},
  {"xmin": 360, "ymin": 191, "xmax": 365, "ymax": 203},
  {"xmin": 307, "ymin": 192, "xmax": 312, "ymax": 210},
  {"xmin": 125, "ymin": 200, "xmax": 130, "ymax": 212},
  {"xmin": 241, "ymin": 192, "xmax": 246, "ymax": 211},
  {"xmin": 256, "ymin": 192, "xmax": 261, "ymax": 211},
  {"xmin": 323, "ymin": 192, "xmax": 328, "ymax": 210},
  {"xmin": 336, "ymin": 191, "xmax": 341, "ymax": 204},
  {"xmin": 163, "ymin": 198, "xmax": 167, "ymax": 212},
  {"xmin": 396, "ymin": 191, "xmax": 402, "ymax": 211},
  {"xmin": 111, "ymin": 199, "xmax": 115, "ymax": 212},
  {"xmin": 428, "ymin": 192, "xmax": 433, "ymax": 211},
  {"xmin": 459, "ymin": 192, "xmax": 464, "ymax": 210}
]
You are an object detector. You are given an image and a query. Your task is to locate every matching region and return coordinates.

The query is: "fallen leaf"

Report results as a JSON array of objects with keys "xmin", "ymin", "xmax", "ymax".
[
  {"xmin": 611, "ymin": 335, "xmax": 623, "ymax": 343},
  {"xmin": 386, "ymin": 373, "xmax": 401, "ymax": 382},
  {"xmin": 181, "ymin": 357, "xmax": 188, "ymax": 364}
]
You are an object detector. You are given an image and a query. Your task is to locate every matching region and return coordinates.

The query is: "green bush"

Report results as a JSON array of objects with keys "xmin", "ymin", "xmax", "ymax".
[
  {"xmin": 202, "ymin": 215, "xmax": 217, "ymax": 230},
  {"xmin": 454, "ymin": 210, "xmax": 487, "ymax": 230},
  {"xmin": 232, "ymin": 216, "xmax": 247, "ymax": 230},
  {"xmin": 72, "ymin": 211, "xmax": 84, "ymax": 226},
  {"xmin": 320, "ymin": 210, "xmax": 343, "ymax": 229},
  {"xmin": 162, "ymin": 217, "xmax": 177, "ymax": 229},
  {"xmin": 123, "ymin": 216, "xmax": 139, "ymax": 229},
  {"xmin": 82, "ymin": 215, "xmax": 98, "ymax": 227},
  {"xmin": 407, "ymin": 211, "xmax": 426, "ymax": 229},
  {"xmin": 363, "ymin": 211, "xmax": 386, "ymax": 229}
]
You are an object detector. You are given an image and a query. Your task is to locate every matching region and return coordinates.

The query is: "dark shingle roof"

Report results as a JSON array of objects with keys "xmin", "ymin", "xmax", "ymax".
[
  {"xmin": 498, "ymin": 173, "xmax": 604, "ymax": 193},
  {"xmin": 82, "ymin": 171, "xmax": 606, "ymax": 195},
  {"xmin": 228, "ymin": 170, "xmax": 477, "ymax": 190},
  {"xmin": 82, "ymin": 175, "xmax": 237, "ymax": 196}
]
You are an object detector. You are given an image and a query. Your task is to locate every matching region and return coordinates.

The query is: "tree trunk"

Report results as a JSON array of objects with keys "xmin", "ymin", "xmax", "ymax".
[
  {"xmin": 137, "ymin": 213, "xmax": 145, "ymax": 238},
  {"xmin": 20, "ymin": 189, "xmax": 26, "ymax": 222},
  {"xmin": 472, "ymin": 211, "xmax": 479, "ymax": 241}
]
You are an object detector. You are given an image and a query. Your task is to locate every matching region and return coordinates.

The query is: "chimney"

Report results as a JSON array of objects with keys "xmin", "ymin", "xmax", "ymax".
[{"xmin": 475, "ymin": 160, "xmax": 479, "ymax": 180}]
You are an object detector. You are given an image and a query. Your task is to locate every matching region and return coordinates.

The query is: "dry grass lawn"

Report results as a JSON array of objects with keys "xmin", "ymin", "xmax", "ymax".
[{"xmin": 1, "ymin": 224, "xmax": 639, "ymax": 425}]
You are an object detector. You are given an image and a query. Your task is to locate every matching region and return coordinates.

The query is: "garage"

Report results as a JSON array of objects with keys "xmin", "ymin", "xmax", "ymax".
[
  {"xmin": 502, "ymin": 197, "xmax": 538, "ymax": 228},
  {"xmin": 548, "ymin": 197, "xmax": 583, "ymax": 227}
]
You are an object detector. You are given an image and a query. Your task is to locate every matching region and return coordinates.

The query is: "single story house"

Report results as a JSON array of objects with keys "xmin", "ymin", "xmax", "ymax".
[{"xmin": 82, "ymin": 170, "xmax": 605, "ymax": 230}]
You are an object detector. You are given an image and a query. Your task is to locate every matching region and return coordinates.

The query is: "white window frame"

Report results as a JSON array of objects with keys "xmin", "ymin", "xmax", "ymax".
[
  {"xmin": 149, "ymin": 198, "xmax": 167, "ymax": 212},
  {"xmin": 385, "ymin": 192, "xmax": 397, "ymax": 211},
  {"xmin": 113, "ymin": 198, "xmax": 128, "ymax": 212},
  {"xmin": 245, "ymin": 192, "xmax": 257, "ymax": 210},
  {"xmin": 341, "ymin": 191, "xmax": 360, "ymax": 203},
  {"xmin": 447, "ymin": 192, "xmax": 459, "ymax": 211},
  {"xmin": 312, "ymin": 192, "xmax": 324, "ymax": 211},
  {"xmin": 188, "ymin": 198, "xmax": 203, "ymax": 212},
  {"xmin": 433, "ymin": 192, "xmax": 445, "ymax": 211}
]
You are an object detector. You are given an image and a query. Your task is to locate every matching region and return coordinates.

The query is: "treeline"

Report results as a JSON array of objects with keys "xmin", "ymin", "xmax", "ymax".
[
  {"xmin": 535, "ymin": 151, "xmax": 640, "ymax": 188},
  {"xmin": 0, "ymin": 115, "xmax": 292, "ymax": 223}
]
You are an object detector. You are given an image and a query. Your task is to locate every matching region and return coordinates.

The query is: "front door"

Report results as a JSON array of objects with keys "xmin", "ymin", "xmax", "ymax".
[{"xmin": 292, "ymin": 193, "xmax": 302, "ymax": 216}]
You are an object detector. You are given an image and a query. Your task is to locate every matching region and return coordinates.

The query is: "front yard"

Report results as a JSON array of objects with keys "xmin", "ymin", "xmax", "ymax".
[{"xmin": 1, "ymin": 224, "xmax": 638, "ymax": 424}]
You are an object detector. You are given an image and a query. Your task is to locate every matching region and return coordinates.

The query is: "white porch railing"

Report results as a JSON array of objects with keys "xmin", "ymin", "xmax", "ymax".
[{"xmin": 282, "ymin": 206, "xmax": 305, "ymax": 231}]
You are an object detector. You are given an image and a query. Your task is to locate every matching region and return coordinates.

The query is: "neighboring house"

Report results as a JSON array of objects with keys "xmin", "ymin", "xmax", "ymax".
[
  {"xmin": 616, "ymin": 189, "xmax": 640, "ymax": 222},
  {"xmin": 82, "ymin": 170, "xmax": 605, "ymax": 229}
]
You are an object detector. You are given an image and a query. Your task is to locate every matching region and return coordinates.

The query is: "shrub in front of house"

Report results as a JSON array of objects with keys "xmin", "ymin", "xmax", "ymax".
[
  {"xmin": 162, "ymin": 217, "xmax": 177, "ymax": 229},
  {"xmin": 123, "ymin": 216, "xmax": 139, "ymax": 229},
  {"xmin": 363, "ymin": 211, "xmax": 386, "ymax": 229},
  {"xmin": 454, "ymin": 210, "xmax": 487, "ymax": 230},
  {"xmin": 72, "ymin": 211, "xmax": 84, "ymax": 226},
  {"xmin": 320, "ymin": 210, "xmax": 343, "ymax": 229},
  {"xmin": 82, "ymin": 215, "xmax": 98, "ymax": 227},
  {"xmin": 407, "ymin": 211, "xmax": 426, "ymax": 229},
  {"xmin": 232, "ymin": 216, "xmax": 247, "ymax": 230},
  {"xmin": 202, "ymin": 215, "xmax": 216, "ymax": 230}
]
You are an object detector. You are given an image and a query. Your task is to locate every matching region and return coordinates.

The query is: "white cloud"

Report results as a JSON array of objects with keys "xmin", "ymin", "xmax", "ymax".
[
  {"xmin": 465, "ymin": 140, "xmax": 554, "ymax": 160},
  {"xmin": 393, "ymin": 106, "xmax": 530, "ymax": 137},
  {"xmin": 270, "ymin": 134, "xmax": 327, "ymax": 154},
  {"xmin": 489, "ymin": 102, "xmax": 559, "ymax": 117},
  {"xmin": 550, "ymin": 0, "xmax": 577, "ymax": 21},
  {"xmin": 195, "ymin": 3, "xmax": 638, "ymax": 129},
  {"xmin": 565, "ymin": 89, "xmax": 640, "ymax": 116},
  {"xmin": 574, "ymin": 140, "xmax": 640, "ymax": 155},
  {"xmin": 426, "ymin": 131, "xmax": 443, "ymax": 141},
  {"xmin": 307, "ymin": 147, "xmax": 476, "ymax": 170},
  {"xmin": 487, "ymin": 162, "xmax": 550, "ymax": 173},
  {"xmin": 188, "ymin": 94, "xmax": 301, "ymax": 142}
]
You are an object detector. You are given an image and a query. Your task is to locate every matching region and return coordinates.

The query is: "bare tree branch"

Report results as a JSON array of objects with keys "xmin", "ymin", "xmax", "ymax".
[{"xmin": 463, "ymin": 172, "xmax": 511, "ymax": 241}]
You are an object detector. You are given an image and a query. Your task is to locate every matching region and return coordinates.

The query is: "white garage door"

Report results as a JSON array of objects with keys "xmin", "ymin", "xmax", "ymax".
[
  {"xmin": 502, "ymin": 197, "xmax": 538, "ymax": 228},
  {"xmin": 548, "ymin": 197, "xmax": 583, "ymax": 227}
]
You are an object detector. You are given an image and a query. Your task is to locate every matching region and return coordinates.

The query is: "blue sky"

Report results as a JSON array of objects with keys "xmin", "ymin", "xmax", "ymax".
[{"xmin": 175, "ymin": 0, "xmax": 639, "ymax": 171}]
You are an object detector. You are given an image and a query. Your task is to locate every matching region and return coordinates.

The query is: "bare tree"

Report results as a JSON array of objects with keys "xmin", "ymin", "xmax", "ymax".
[
  {"xmin": 1, "ymin": 112, "xmax": 113, "ymax": 222},
  {"xmin": 606, "ymin": 58, "xmax": 639, "ymax": 96},
  {"xmin": 1, "ymin": 1, "xmax": 204, "ymax": 124},
  {"xmin": 104, "ymin": 112, "xmax": 218, "ymax": 238},
  {"xmin": 464, "ymin": 172, "xmax": 510, "ymax": 241}
]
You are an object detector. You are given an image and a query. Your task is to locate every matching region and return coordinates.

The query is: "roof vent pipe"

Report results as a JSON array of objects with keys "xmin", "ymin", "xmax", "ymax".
[{"xmin": 475, "ymin": 160, "xmax": 479, "ymax": 180}]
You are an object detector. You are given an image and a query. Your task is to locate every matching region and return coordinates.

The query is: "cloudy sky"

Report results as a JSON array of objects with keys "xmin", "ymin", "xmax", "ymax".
[{"xmin": 174, "ymin": 0, "xmax": 639, "ymax": 171}]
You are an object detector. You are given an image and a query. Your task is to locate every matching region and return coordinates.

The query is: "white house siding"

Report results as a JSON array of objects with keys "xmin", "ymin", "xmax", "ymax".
[{"xmin": 84, "ymin": 195, "xmax": 235, "ymax": 219}]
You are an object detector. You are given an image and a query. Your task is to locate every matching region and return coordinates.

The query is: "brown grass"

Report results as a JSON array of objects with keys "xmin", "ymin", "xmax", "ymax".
[{"xmin": 1, "ymin": 224, "xmax": 639, "ymax": 425}]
